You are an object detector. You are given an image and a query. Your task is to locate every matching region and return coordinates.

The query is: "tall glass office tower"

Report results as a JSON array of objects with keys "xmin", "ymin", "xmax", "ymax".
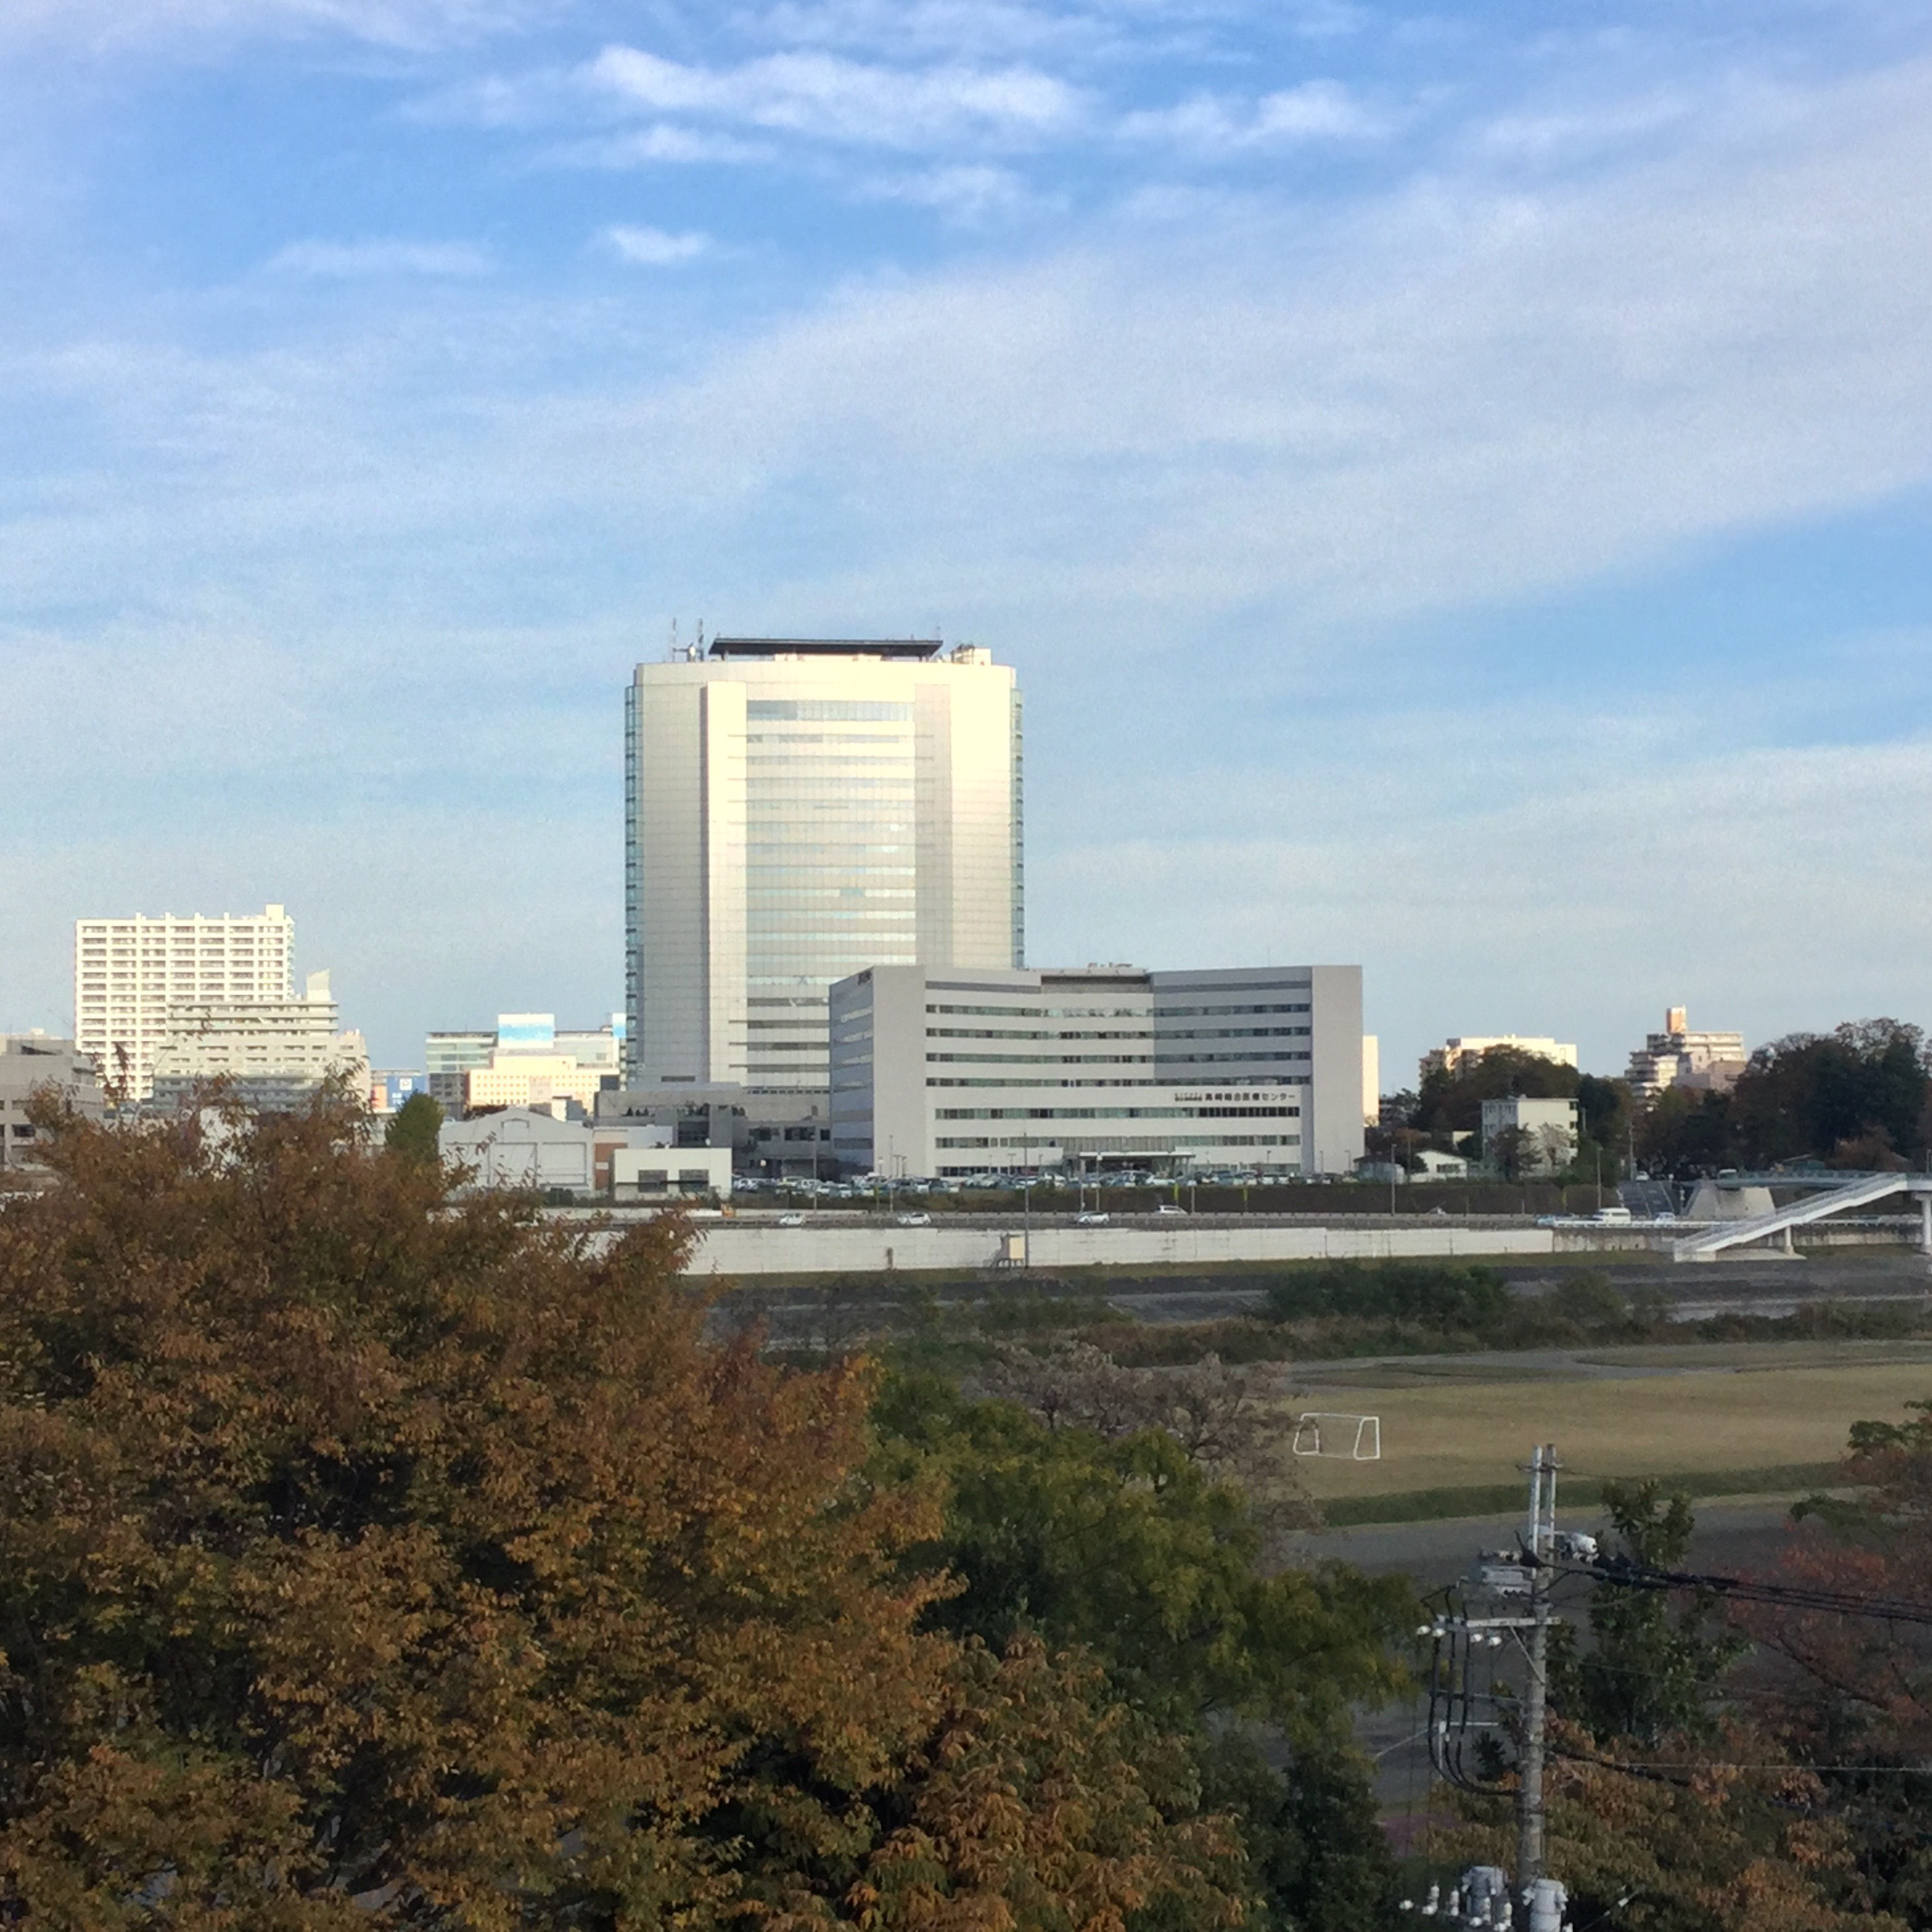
[{"xmin": 624, "ymin": 638, "xmax": 1023, "ymax": 1095}]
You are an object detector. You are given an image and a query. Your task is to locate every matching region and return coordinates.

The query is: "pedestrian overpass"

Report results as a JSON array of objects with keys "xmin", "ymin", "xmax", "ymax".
[{"xmin": 1672, "ymin": 1171, "xmax": 1932, "ymax": 1262}]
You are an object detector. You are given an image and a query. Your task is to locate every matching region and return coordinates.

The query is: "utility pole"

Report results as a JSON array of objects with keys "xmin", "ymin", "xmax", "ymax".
[{"xmin": 1518, "ymin": 1443, "xmax": 1556, "ymax": 1894}]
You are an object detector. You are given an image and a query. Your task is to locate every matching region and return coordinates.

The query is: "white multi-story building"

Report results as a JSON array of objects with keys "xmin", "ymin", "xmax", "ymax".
[
  {"xmin": 148, "ymin": 970, "xmax": 369, "ymax": 1111},
  {"xmin": 625, "ymin": 638, "xmax": 1023, "ymax": 1099},
  {"xmin": 74, "ymin": 904, "xmax": 297, "ymax": 1100},
  {"xmin": 1, "ymin": 1034, "xmax": 104, "ymax": 1170},
  {"xmin": 1626, "ymin": 1006, "xmax": 1748, "ymax": 1099},
  {"xmin": 1480, "ymin": 1095, "xmax": 1578, "ymax": 1174},
  {"xmin": 829, "ymin": 963, "xmax": 1365, "ymax": 1179}
]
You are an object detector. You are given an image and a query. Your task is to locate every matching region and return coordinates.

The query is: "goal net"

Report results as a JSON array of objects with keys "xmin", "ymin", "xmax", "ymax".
[{"xmin": 1291, "ymin": 1412, "xmax": 1382, "ymax": 1460}]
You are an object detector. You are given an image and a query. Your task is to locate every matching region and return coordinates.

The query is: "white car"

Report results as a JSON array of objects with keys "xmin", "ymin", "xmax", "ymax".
[
  {"xmin": 1074, "ymin": 1210, "xmax": 1110, "ymax": 1226},
  {"xmin": 894, "ymin": 1211, "xmax": 933, "ymax": 1226},
  {"xmin": 777, "ymin": 1211, "xmax": 806, "ymax": 1227},
  {"xmin": 1153, "ymin": 1203, "xmax": 1188, "ymax": 1218}
]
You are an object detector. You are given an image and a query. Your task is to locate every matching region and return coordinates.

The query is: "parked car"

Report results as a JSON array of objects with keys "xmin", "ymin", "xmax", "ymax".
[
  {"xmin": 894, "ymin": 1211, "xmax": 933, "ymax": 1226},
  {"xmin": 1074, "ymin": 1211, "xmax": 1110, "ymax": 1226}
]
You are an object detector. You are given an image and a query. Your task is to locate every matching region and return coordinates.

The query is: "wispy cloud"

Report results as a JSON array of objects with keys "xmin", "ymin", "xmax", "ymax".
[
  {"xmin": 1121, "ymin": 79, "xmax": 1391, "ymax": 154},
  {"xmin": 0, "ymin": 0, "xmax": 551, "ymax": 53},
  {"xmin": 600, "ymin": 223, "xmax": 712, "ymax": 265},
  {"xmin": 856, "ymin": 163, "xmax": 1048, "ymax": 224},
  {"xmin": 584, "ymin": 44, "xmax": 1087, "ymax": 150},
  {"xmin": 265, "ymin": 238, "xmax": 493, "ymax": 278},
  {"xmin": 546, "ymin": 125, "xmax": 773, "ymax": 168}
]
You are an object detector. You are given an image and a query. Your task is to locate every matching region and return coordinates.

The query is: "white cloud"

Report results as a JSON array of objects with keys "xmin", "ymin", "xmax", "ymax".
[
  {"xmin": 265, "ymin": 238, "xmax": 493, "ymax": 277},
  {"xmin": 8, "ymin": 47, "xmax": 1932, "ymax": 1057},
  {"xmin": 585, "ymin": 43, "xmax": 1087, "ymax": 150},
  {"xmin": 856, "ymin": 162, "xmax": 1047, "ymax": 223},
  {"xmin": 601, "ymin": 223, "xmax": 712, "ymax": 265},
  {"xmin": 1121, "ymin": 78, "xmax": 1390, "ymax": 153},
  {"xmin": 0, "ymin": 0, "xmax": 550, "ymax": 52},
  {"xmin": 550, "ymin": 125, "xmax": 773, "ymax": 167}
]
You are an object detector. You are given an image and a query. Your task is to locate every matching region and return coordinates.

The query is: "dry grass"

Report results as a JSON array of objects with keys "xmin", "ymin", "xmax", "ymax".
[{"xmin": 1284, "ymin": 1352, "xmax": 1932, "ymax": 1501}]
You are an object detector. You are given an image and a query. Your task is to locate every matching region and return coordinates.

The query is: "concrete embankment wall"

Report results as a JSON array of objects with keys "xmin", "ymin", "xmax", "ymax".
[{"xmin": 678, "ymin": 1221, "xmax": 1557, "ymax": 1279}]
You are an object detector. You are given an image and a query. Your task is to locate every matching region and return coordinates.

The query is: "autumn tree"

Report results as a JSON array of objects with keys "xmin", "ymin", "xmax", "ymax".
[
  {"xmin": 1743, "ymin": 1400, "xmax": 1932, "ymax": 1923},
  {"xmin": 1436, "ymin": 1720, "xmax": 1900, "ymax": 1932},
  {"xmin": 0, "ymin": 1095, "xmax": 1246, "ymax": 1929}
]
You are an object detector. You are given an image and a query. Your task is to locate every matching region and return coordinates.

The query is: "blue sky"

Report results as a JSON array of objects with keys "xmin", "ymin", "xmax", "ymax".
[{"xmin": 3, "ymin": 0, "xmax": 1930, "ymax": 1082}]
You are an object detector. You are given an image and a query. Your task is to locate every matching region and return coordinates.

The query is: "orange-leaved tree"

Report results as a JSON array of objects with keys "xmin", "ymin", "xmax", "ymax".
[{"xmin": 0, "ymin": 1095, "xmax": 1243, "ymax": 1930}]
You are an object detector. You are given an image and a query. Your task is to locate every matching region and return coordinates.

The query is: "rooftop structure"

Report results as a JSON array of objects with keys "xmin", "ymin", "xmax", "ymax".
[{"xmin": 708, "ymin": 638, "xmax": 942, "ymax": 660}]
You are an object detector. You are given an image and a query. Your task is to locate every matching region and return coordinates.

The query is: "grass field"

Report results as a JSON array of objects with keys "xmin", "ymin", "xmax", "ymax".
[{"xmin": 1286, "ymin": 1346, "xmax": 1932, "ymax": 1514}]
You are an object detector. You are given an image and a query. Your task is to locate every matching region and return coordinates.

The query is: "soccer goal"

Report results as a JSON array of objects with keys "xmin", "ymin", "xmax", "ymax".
[{"xmin": 1292, "ymin": 1412, "xmax": 1382, "ymax": 1460}]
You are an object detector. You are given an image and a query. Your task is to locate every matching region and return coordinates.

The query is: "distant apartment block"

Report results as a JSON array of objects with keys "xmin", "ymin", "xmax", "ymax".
[
  {"xmin": 426, "ymin": 1013, "xmax": 623, "ymax": 1115},
  {"xmin": 1421, "ymin": 1035, "xmax": 1578, "ymax": 1082},
  {"xmin": 1, "ymin": 1033, "xmax": 103, "ymax": 1170},
  {"xmin": 829, "ymin": 962, "xmax": 1364, "ymax": 1180},
  {"xmin": 1626, "ymin": 1006, "xmax": 1748, "ymax": 1099},
  {"xmin": 149, "ymin": 970, "xmax": 369, "ymax": 1113},
  {"xmin": 75, "ymin": 904, "xmax": 296, "ymax": 1100},
  {"xmin": 625, "ymin": 638, "xmax": 1023, "ymax": 1102}
]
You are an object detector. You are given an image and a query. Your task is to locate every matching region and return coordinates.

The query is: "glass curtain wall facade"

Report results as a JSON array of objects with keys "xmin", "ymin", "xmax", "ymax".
[
  {"xmin": 626, "ymin": 641, "xmax": 1022, "ymax": 1097},
  {"xmin": 743, "ymin": 695, "xmax": 919, "ymax": 1090}
]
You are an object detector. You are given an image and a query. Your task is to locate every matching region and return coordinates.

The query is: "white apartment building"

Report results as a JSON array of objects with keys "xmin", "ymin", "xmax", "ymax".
[
  {"xmin": 75, "ymin": 904, "xmax": 297, "ymax": 1100},
  {"xmin": 1626, "ymin": 1006, "xmax": 1748, "ymax": 1099},
  {"xmin": 1421, "ymin": 1035, "xmax": 1578, "ymax": 1082},
  {"xmin": 625, "ymin": 638, "xmax": 1023, "ymax": 1099},
  {"xmin": 148, "ymin": 970, "xmax": 369, "ymax": 1111},
  {"xmin": 829, "ymin": 963, "xmax": 1365, "ymax": 1179}
]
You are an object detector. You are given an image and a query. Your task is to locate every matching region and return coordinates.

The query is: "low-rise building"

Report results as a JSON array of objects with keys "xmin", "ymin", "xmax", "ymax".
[
  {"xmin": 1480, "ymin": 1095, "xmax": 1578, "ymax": 1175},
  {"xmin": 1, "ymin": 1034, "xmax": 103, "ymax": 1170},
  {"xmin": 611, "ymin": 1144, "xmax": 733, "ymax": 1198},
  {"xmin": 1421, "ymin": 1035, "xmax": 1578, "ymax": 1081},
  {"xmin": 1626, "ymin": 1007, "xmax": 1748, "ymax": 1099},
  {"xmin": 148, "ymin": 971, "xmax": 369, "ymax": 1113},
  {"xmin": 829, "ymin": 960, "xmax": 1364, "ymax": 1179},
  {"xmin": 439, "ymin": 1109, "xmax": 732, "ymax": 1197}
]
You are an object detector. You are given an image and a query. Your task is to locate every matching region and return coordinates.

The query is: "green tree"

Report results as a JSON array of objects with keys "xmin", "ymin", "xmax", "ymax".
[
  {"xmin": 871, "ymin": 1370, "xmax": 1416, "ymax": 1932},
  {"xmin": 383, "ymin": 1089, "xmax": 444, "ymax": 1162},
  {"xmin": 0, "ymin": 1095, "xmax": 1245, "ymax": 1929},
  {"xmin": 1413, "ymin": 1048, "xmax": 1578, "ymax": 1137},
  {"xmin": 1549, "ymin": 1482, "xmax": 1747, "ymax": 1747},
  {"xmin": 1728, "ymin": 1022, "xmax": 1930, "ymax": 1166}
]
